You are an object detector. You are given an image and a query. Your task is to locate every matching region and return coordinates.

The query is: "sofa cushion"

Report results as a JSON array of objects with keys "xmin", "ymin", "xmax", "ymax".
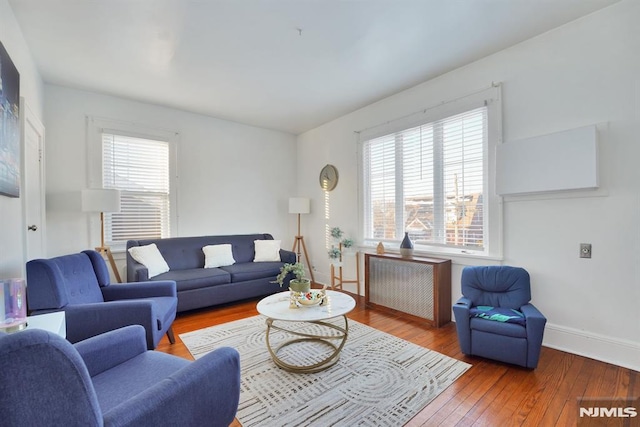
[
  {"xmin": 253, "ymin": 240, "xmax": 281, "ymax": 262},
  {"xmin": 220, "ymin": 262, "xmax": 283, "ymax": 283},
  {"xmin": 30, "ymin": 253, "xmax": 105, "ymax": 307},
  {"xmin": 128, "ymin": 244, "xmax": 170, "ymax": 278},
  {"xmin": 91, "ymin": 351, "xmax": 189, "ymax": 413},
  {"xmin": 151, "ymin": 268, "xmax": 231, "ymax": 292},
  {"xmin": 470, "ymin": 317, "xmax": 527, "ymax": 338},
  {"xmin": 469, "ymin": 306, "xmax": 526, "ymax": 326},
  {"xmin": 203, "ymin": 244, "xmax": 236, "ymax": 268}
]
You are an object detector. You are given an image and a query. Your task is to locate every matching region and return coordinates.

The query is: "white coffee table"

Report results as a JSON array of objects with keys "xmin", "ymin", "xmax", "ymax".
[{"xmin": 256, "ymin": 290, "xmax": 356, "ymax": 373}]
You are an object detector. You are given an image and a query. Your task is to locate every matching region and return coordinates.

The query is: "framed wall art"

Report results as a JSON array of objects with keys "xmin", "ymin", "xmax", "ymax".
[{"xmin": 0, "ymin": 41, "xmax": 21, "ymax": 198}]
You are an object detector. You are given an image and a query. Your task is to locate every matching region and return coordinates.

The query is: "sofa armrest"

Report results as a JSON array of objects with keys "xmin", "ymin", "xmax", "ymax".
[
  {"xmin": 521, "ymin": 303, "xmax": 547, "ymax": 368},
  {"xmin": 63, "ymin": 301, "xmax": 156, "ymax": 345},
  {"xmin": 101, "ymin": 281, "xmax": 177, "ymax": 300},
  {"xmin": 452, "ymin": 297, "xmax": 472, "ymax": 355},
  {"xmin": 74, "ymin": 325, "xmax": 147, "ymax": 377},
  {"xmin": 128, "ymin": 263, "xmax": 150, "ymax": 282},
  {"xmin": 103, "ymin": 347, "xmax": 241, "ymax": 427},
  {"xmin": 452, "ymin": 297, "xmax": 471, "ymax": 324},
  {"xmin": 521, "ymin": 303, "xmax": 547, "ymax": 342},
  {"xmin": 454, "ymin": 296, "xmax": 471, "ymax": 308},
  {"xmin": 279, "ymin": 249, "xmax": 296, "ymax": 264}
]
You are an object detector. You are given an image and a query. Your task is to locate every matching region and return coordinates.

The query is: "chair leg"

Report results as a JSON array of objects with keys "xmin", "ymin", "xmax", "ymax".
[{"xmin": 166, "ymin": 327, "xmax": 176, "ymax": 344}]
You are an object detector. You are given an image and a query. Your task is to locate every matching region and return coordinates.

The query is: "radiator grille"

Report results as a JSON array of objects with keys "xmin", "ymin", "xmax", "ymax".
[{"xmin": 369, "ymin": 257, "xmax": 435, "ymax": 321}]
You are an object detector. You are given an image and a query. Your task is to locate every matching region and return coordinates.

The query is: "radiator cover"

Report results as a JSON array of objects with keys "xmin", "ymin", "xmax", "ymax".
[{"xmin": 365, "ymin": 253, "xmax": 452, "ymax": 327}]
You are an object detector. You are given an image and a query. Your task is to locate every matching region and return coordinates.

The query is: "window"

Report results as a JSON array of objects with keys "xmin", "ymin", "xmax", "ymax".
[
  {"xmin": 87, "ymin": 116, "xmax": 178, "ymax": 251},
  {"xmin": 360, "ymin": 86, "xmax": 502, "ymax": 257},
  {"xmin": 102, "ymin": 133, "xmax": 171, "ymax": 246}
]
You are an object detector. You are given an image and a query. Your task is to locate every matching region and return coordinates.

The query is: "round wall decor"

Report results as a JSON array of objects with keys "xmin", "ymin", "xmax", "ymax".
[{"xmin": 319, "ymin": 164, "xmax": 339, "ymax": 191}]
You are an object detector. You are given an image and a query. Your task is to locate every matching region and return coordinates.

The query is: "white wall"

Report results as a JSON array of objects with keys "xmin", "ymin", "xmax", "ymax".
[
  {"xmin": 0, "ymin": 0, "xmax": 44, "ymax": 278},
  {"xmin": 297, "ymin": 0, "xmax": 640, "ymax": 370},
  {"xmin": 44, "ymin": 85, "xmax": 298, "ymax": 273}
]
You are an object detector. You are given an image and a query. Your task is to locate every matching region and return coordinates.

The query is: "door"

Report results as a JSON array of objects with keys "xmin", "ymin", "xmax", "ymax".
[{"xmin": 21, "ymin": 99, "xmax": 46, "ymax": 266}]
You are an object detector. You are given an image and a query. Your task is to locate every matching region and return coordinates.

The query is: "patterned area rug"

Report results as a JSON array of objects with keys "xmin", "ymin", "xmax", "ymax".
[{"xmin": 180, "ymin": 315, "xmax": 470, "ymax": 427}]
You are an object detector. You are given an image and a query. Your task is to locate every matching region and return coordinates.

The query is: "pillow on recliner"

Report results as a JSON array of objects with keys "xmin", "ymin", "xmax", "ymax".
[
  {"xmin": 128, "ymin": 243, "xmax": 170, "ymax": 278},
  {"xmin": 203, "ymin": 244, "xmax": 236, "ymax": 268},
  {"xmin": 469, "ymin": 306, "xmax": 526, "ymax": 326}
]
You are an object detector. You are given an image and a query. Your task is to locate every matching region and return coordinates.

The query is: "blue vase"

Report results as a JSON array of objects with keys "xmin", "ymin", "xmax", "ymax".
[{"xmin": 400, "ymin": 232, "xmax": 413, "ymax": 257}]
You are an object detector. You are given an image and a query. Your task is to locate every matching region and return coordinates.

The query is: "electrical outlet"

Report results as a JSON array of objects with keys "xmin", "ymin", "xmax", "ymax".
[{"xmin": 580, "ymin": 243, "xmax": 592, "ymax": 259}]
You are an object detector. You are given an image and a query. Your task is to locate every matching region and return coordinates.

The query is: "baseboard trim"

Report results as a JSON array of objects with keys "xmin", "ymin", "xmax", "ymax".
[{"xmin": 543, "ymin": 323, "xmax": 640, "ymax": 372}]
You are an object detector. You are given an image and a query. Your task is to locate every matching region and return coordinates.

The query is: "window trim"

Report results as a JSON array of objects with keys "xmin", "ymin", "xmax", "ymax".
[
  {"xmin": 357, "ymin": 85, "xmax": 503, "ymax": 259},
  {"xmin": 86, "ymin": 116, "xmax": 179, "ymax": 251}
]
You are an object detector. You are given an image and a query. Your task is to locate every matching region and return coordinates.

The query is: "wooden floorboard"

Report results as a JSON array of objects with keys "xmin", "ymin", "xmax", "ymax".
[{"xmin": 155, "ymin": 294, "xmax": 639, "ymax": 427}]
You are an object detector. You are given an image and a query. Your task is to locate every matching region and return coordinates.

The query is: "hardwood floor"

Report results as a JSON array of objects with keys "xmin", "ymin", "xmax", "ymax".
[{"xmin": 156, "ymin": 294, "xmax": 639, "ymax": 426}]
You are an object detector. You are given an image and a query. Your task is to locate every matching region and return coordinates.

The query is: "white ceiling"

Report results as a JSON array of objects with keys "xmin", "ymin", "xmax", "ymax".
[{"xmin": 10, "ymin": 0, "xmax": 619, "ymax": 135}]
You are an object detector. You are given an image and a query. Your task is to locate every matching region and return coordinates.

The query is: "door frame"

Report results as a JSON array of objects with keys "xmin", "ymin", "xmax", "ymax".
[{"xmin": 20, "ymin": 98, "xmax": 46, "ymax": 273}]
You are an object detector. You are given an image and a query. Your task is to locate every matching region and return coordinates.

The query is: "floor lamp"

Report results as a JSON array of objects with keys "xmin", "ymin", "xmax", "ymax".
[
  {"xmin": 289, "ymin": 197, "xmax": 315, "ymax": 285},
  {"xmin": 82, "ymin": 189, "xmax": 122, "ymax": 283}
]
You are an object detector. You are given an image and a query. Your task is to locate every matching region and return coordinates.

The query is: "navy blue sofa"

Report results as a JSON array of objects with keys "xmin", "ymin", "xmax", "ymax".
[
  {"xmin": 0, "ymin": 325, "xmax": 240, "ymax": 427},
  {"xmin": 127, "ymin": 233, "xmax": 296, "ymax": 312}
]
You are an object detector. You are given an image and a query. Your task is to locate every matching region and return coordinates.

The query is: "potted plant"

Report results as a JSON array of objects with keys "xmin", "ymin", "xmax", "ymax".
[
  {"xmin": 328, "ymin": 246, "xmax": 341, "ymax": 262},
  {"xmin": 330, "ymin": 227, "xmax": 344, "ymax": 240},
  {"xmin": 273, "ymin": 262, "xmax": 311, "ymax": 293},
  {"xmin": 341, "ymin": 238, "xmax": 354, "ymax": 249}
]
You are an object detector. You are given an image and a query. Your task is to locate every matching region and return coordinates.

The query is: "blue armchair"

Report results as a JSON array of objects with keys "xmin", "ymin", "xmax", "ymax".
[
  {"xmin": 453, "ymin": 266, "xmax": 547, "ymax": 369},
  {"xmin": 0, "ymin": 325, "xmax": 240, "ymax": 427},
  {"xmin": 26, "ymin": 250, "xmax": 177, "ymax": 349}
]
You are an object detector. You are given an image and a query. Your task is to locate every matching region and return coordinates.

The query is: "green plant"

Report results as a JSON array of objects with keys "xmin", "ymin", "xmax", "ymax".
[
  {"xmin": 341, "ymin": 238, "xmax": 354, "ymax": 248},
  {"xmin": 330, "ymin": 227, "xmax": 343, "ymax": 239},
  {"xmin": 273, "ymin": 262, "xmax": 306, "ymax": 287},
  {"xmin": 328, "ymin": 246, "xmax": 341, "ymax": 260}
]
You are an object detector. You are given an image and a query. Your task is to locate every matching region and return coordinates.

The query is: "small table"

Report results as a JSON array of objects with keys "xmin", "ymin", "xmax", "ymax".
[
  {"xmin": 25, "ymin": 312, "xmax": 66, "ymax": 338},
  {"xmin": 256, "ymin": 290, "xmax": 356, "ymax": 373}
]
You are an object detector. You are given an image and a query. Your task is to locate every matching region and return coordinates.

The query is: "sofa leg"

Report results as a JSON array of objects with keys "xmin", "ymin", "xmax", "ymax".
[{"xmin": 166, "ymin": 327, "xmax": 176, "ymax": 344}]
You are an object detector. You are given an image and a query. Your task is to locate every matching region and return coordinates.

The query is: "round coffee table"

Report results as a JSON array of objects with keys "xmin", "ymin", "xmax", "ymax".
[{"xmin": 256, "ymin": 290, "xmax": 356, "ymax": 373}]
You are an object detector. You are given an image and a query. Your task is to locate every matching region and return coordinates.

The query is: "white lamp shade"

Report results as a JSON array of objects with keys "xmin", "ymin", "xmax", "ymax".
[
  {"xmin": 82, "ymin": 189, "xmax": 121, "ymax": 213},
  {"xmin": 289, "ymin": 197, "xmax": 310, "ymax": 214}
]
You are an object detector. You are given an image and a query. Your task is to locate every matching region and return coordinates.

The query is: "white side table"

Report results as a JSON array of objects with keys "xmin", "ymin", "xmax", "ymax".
[{"xmin": 25, "ymin": 312, "xmax": 66, "ymax": 338}]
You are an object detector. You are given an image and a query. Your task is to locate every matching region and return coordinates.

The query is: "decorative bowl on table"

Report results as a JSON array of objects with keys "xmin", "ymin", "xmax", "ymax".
[{"xmin": 296, "ymin": 290, "xmax": 325, "ymax": 306}]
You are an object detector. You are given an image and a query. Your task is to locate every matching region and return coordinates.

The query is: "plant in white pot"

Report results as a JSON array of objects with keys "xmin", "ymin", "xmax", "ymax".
[{"xmin": 273, "ymin": 262, "xmax": 311, "ymax": 293}]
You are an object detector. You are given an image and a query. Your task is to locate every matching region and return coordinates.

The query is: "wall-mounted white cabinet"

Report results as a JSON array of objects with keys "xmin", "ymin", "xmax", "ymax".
[{"xmin": 496, "ymin": 125, "xmax": 598, "ymax": 196}]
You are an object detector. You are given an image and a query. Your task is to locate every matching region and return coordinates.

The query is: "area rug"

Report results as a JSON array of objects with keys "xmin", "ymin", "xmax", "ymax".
[{"xmin": 180, "ymin": 315, "xmax": 470, "ymax": 427}]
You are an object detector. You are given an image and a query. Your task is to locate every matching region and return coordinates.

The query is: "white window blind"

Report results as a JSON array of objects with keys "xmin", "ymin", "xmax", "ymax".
[
  {"xmin": 363, "ymin": 106, "xmax": 487, "ymax": 251},
  {"xmin": 102, "ymin": 133, "xmax": 170, "ymax": 245}
]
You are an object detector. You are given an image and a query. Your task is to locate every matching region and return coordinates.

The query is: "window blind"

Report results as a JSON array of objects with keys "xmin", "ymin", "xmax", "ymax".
[
  {"xmin": 363, "ymin": 106, "xmax": 486, "ymax": 250},
  {"xmin": 102, "ymin": 133, "xmax": 170, "ymax": 245}
]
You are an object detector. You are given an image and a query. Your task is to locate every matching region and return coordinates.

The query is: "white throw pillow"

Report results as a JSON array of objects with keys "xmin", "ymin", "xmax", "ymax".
[
  {"xmin": 203, "ymin": 244, "xmax": 236, "ymax": 268},
  {"xmin": 127, "ymin": 243, "xmax": 170, "ymax": 278},
  {"xmin": 253, "ymin": 240, "xmax": 281, "ymax": 262}
]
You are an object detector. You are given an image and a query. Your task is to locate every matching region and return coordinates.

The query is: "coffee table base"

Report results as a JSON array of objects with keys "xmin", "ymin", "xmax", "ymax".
[{"xmin": 265, "ymin": 316, "xmax": 349, "ymax": 373}]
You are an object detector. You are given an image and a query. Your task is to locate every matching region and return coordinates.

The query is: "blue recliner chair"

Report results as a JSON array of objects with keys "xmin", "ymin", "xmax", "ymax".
[
  {"xmin": 452, "ymin": 266, "xmax": 547, "ymax": 369},
  {"xmin": 0, "ymin": 325, "xmax": 240, "ymax": 427},
  {"xmin": 26, "ymin": 250, "xmax": 177, "ymax": 349}
]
